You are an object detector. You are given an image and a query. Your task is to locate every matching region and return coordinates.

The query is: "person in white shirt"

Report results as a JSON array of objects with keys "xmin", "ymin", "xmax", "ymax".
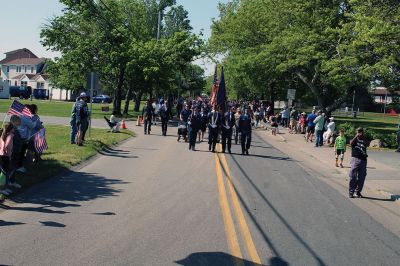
[{"xmin": 323, "ymin": 117, "xmax": 336, "ymax": 145}]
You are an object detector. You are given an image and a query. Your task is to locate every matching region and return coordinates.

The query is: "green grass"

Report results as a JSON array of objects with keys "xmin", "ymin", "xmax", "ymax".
[
  {"xmin": 0, "ymin": 99, "xmax": 143, "ymax": 119},
  {"xmin": 12, "ymin": 125, "xmax": 134, "ymax": 191}
]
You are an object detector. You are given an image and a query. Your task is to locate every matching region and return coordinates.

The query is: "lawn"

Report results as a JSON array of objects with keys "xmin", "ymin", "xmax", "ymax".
[
  {"xmin": 0, "ymin": 125, "xmax": 134, "ymax": 200},
  {"xmin": 0, "ymin": 99, "xmax": 143, "ymax": 119}
]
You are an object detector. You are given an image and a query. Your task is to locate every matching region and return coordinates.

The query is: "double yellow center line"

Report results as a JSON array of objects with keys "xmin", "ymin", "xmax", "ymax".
[{"xmin": 215, "ymin": 144, "xmax": 262, "ymax": 265}]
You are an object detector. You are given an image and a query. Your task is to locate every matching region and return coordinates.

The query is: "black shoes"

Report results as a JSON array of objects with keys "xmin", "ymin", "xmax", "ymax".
[
  {"xmin": 349, "ymin": 193, "xmax": 354, "ymax": 198},
  {"xmin": 356, "ymin": 192, "xmax": 363, "ymax": 198},
  {"xmin": 246, "ymin": 150, "xmax": 249, "ymax": 155},
  {"xmin": 209, "ymin": 145, "xmax": 212, "ymax": 151},
  {"xmin": 228, "ymin": 150, "xmax": 231, "ymax": 154}
]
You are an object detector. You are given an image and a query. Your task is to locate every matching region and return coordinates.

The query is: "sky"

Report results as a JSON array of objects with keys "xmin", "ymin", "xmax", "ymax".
[{"xmin": 0, "ymin": 0, "xmax": 228, "ymax": 75}]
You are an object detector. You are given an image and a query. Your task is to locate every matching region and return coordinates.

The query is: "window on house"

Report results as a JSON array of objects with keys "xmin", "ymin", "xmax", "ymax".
[
  {"xmin": 15, "ymin": 81, "xmax": 17, "ymax": 86},
  {"xmin": 23, "ymin": 65, "xmax": 26, "ymax": 72},
  {"xmin": 37, "ymin": 82, "xmax": 45, "ymax": 89},
  {"xmin": 7, "ymin": 66, "xmax": 9, "ymax": 73},
  {"xmin": 21, "ymin": 81, "xmax": 27, "ymax": 87},
  {"xmin": 31, "ymin": 67, "xmax": 34, "ymax": 73}
]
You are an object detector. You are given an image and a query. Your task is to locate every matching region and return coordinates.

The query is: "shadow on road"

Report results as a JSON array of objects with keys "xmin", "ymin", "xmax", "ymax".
[
  {"xmin": 0, "ymin": 220, "xmax": 25, "ymax": 227},
  {"xmin": 99, "ymin": 147, "xmax": 138, "ymax": 158},
  {"xmin": 40, "ymin": 221, "xmax": 66, "ymax": 228},
  {"xmin": 1, "ymin": 172, "xmax": 127, "ymax": 214}
]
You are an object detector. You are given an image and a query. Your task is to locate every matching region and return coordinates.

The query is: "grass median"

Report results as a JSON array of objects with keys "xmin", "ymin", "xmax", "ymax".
[
  {"xmin": 0, "ymin": 99, "xmax": 143, "ymax": 119},
  {"xmin": 14, "ymin": 125, "xmax": 135, "ymax": 189}
]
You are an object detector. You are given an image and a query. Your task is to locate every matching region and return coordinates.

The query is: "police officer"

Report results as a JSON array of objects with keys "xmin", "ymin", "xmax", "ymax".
[
  {"xmin": 221, "ymin": 106, "xmax": 236, "ymax": 153},
  {"xmin": 159, "ymin": 100, "xmax": 170, "ymax": 136},
  {"xmin": 239, "ymin": 107, "xmax": 252, "ymax": 155},
  {"xmin": 142, "ymin": 100, "xmax": 154, "ymax": 135},
  {"xmin": 180, "ymin": 104, "xmax": 192, "ymax": 142},
  {"xmin": 188, "ymin": 107, "xmax": 202, "ymax": 151},
  {"xmin": 208, "ymin": 106, "xmax": 221, "ymax": 153}
]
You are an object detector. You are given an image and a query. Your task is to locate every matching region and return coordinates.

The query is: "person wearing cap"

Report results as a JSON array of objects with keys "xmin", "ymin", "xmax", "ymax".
[
  {"xmin": 239, "ymin": 107, "xmax": 252, "ymax": 155},
  {"xmin": 159, "ymin": 100, "xmax": 170, "ymax": 136},
  {"xmin": 75, "ymin": 92, "xmax": 89, "ymax": 146},
  {"xmin": 313, "ymin": 110, "xmax": 325, "ymax": 147},
  {"xmin": 234, "ymin": 108, "xmax": 242, "ymax": 145},
  {"xmin": 208, "ymin": 106, "xmax": 221, "ymax": 152},
  {"xmin": 199, "ymin": 107, "xmax": 208, "ymax": 142},
  {"xmin": 142, "ymin": 100, "xmax": 155, "ymax": 135},
  {"xmin": 349, "ymin": 127, "xmax": 368, "ymax": 198},
  {"xmin": 323, "ymin": 117, "xmax": 336, "ymax": 145}
]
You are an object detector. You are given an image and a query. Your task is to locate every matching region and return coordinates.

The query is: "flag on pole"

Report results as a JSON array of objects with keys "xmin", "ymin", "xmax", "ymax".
[
  {"xmin": 34, "ymin": 128, "xmax": 48, "ymax": 154},
  {"xmin": 210, "ymin": 65, "xmax": 219, "ymax": 106},
  {"xmin": 217, "ymin": 66, "xmax": 226, "ymax": 111},
  {"xmin": 7, "ymin": 100, "xmax": 33, "ymax": 118}
]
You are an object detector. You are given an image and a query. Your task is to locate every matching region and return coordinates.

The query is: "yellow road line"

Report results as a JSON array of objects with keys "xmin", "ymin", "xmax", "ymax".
[
  {"xmin": 215, "ymin": 154, "xmax": 244, "ymax": 266},
  {"xmin": 217, "ymin": 144, "xmax": 262, "ymax": 265}
]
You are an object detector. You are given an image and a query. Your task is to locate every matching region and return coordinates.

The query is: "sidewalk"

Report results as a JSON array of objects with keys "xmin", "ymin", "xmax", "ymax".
[{"xmin": 257, "ymin": 126, "xmax": 400, "ymax": 201}]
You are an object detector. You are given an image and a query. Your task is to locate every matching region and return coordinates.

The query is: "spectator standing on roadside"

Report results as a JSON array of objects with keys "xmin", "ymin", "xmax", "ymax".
[
  {"xmin": 70, "ymin": 98, "xmax": 78, "ymax": 144},
  {"xmin": 0, "ymin": 122, "xmax": 15, "ymax": 195},
  {"xmin": 349, "ymin": 127, "xmax": 368, "ymax": 198},
  {"xmin": 334, "ymin": 128, "xmax": 346, "ymax": 168},
  {"xmin": 289, "ymin": 107, "xmax": 299, "ymax": 134},
  {"xmin": 306, "ymin": 110, "xmax": 317, "ymax": 142},
  {"xmin": 110, "ymin": 111, "xmax": 122, "ymax": 133},
  {"xmin": 280, "ymin": 107, "xmax": 289, "ymax": 128},
  {"xmin": 323, "ymin": 117, "xmax": 336, "ymax": 145},
  {"xmin": 313, "ymin": 111, "xmax": 325, "ymax": 147},
  {"xmin": 75, "ymin": 92, "xmax": 89, "ymax": 146}
]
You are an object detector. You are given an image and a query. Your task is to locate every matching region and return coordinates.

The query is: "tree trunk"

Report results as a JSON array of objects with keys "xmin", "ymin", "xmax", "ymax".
[
  {"xmin": 295, "ymin": 71, "xmax": 325, "ymax": 109},
  {"xmin": 134, "ymin": 92, "xmax": 142, "ymax": 112},
  {"xmin": 113, "ymin": 64, "xmax": 126, "ymax": 114},
  {"xmin": 269, "ymin": 82, "xmax": 276, "ymax": 114},
  {"xmin": 123, "ymin": 85, "xmax": 134, "ymax": 115}
]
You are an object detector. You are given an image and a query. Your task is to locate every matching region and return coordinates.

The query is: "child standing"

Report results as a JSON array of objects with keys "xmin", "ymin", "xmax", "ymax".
[
  {"xmin": 334, "ymin": 128, "xmax": 347, "ymax": 168},
  {"xmin": 0, "ymin": 122, "xmax": 14, "ymax": 196}
]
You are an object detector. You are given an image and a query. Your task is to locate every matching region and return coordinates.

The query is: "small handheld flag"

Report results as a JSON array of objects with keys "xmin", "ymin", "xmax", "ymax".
[
  {"xmin": 8, "ymin": 100, "xmax": 33, "ymax": 118},
  {"xmin": 34, "ymin": 128, "xmax": 48, "ymax": 154}
]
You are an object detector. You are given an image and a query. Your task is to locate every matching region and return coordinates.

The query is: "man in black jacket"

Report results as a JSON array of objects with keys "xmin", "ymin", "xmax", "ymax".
[
  {"xmin": 221, "ymin": 107, "xmax": 236, "ymax": 153},
  {"xmin": 188, "ymin": 107, "xmax": 202, "ymax": 151},
  {"xmin": 208, "ymin": 107, "xmax": 221, "ymax": 153},
  {"xmin": 159, "ymin": 101, "xmax": 170, "ymax": 136},
  {"xmin": 349, "ymin": 127, "xmax": 368, "ymax": 198},
  {"xmin": 239, "ymin": 107, "xmax": 252, "ymax": 155}
]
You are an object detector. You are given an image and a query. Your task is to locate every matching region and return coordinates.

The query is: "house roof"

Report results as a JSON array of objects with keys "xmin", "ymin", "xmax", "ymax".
[
  {"xmin": 0, "ymin": 48, "xmax": 38, "ymax": 64},
  {"xmin": 1, "ymin": 57, "xmax": 46, "ymax": 65},
  {"xmin": 11, "ymin": 73, "xmax": 49, "ymax": 81}
]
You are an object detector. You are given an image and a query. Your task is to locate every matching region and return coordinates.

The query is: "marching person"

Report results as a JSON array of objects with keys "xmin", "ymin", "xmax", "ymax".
[
  {"xmin": 239, "ymin": 107, "xmax": 252, "ymax": 155},
  {"xmin": 159, "ymin": 100, "xmax": 170, "ymax": 136},
  {"xmin": 188, "ymin": 107, "xmax": 202, "ymax": 151},
  {"xmin": 221, "ymin": 106, "xmax": 236, "ymax": 153},
  {"xmin": 234, "ymin": 108, "xmax": 241, "ymax": 144},
  {"xmin": 208, "ymin": 106, "xmax": 221, "ymax": 153},
  {"xmin": 142, "ymin": 100, "xmax": 154, "ymax": 135},
  {"xmin": 199, "ymin": 107, "xmax": 208, "ymax": 142},
  {"xmin": 349, "ymin": 127, "xmax": 368, "ymax": 198}
]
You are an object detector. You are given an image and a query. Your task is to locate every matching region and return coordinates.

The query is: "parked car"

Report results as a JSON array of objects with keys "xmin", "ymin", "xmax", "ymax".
[
  {"xmin": 33, "ymin": 88, "xmax": 49, "ymax": 100},
  {"xmin": 92, "ymin": 94, "xmax": 112, "ymax": 103},
  {"xmin": 9, "ymin": 86, "xmax": 32, "ymax": 99}
]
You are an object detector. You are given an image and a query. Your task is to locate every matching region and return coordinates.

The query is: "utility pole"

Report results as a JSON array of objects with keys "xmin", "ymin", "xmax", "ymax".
[{"xmin": 383, "ymin": 88, "xmax": 388, "ymax": 117}]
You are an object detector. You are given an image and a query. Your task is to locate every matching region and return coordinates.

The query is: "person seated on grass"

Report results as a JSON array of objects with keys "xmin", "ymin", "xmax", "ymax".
[
  {"xmin": 109, "ymin": 111, "xmax": 122, "ymax": 133},
  {"xmin": 9, "ymin": 115, "xmax": 22, "ymax": 189},
  {"xmin": 16, "ymin": 106, "xmax": 37, "ymax": 173}
]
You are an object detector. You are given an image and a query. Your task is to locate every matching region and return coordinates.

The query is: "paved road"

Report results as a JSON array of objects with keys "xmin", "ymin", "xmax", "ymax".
[{"xmin": 1, "ymin": 125, "xmax": 400, "ymax": 265}]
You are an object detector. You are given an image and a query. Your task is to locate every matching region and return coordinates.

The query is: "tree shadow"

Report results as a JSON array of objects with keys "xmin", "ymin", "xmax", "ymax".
[
  {"xmin": 5, "ymin": 172, "xmax": 127, "ymax": 214},
  {"xmin": 0, "ymin": 220, "xmax": 25, "ymax": 227},
  {"xmin": 175, "ymin": 252, "xmax": 288, "ymax": 266},
  {"xmin": 40, "ymin": 221, "xmax": 66, "ymax": 228}
]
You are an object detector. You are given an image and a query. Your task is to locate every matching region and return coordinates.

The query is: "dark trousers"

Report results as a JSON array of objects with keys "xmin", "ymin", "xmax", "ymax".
[
  {"xmin": 316, "ymin": 130, "xmax": 323, "ymax": 146},
  {"xmin": 161, "ymin": 118, "xmax": 168, "ymax": 136},
  {"xmin": 18, "ymin": 142, "xmax": 29, "ymax": 168},
  {"xmin": 349, "ymin": 157, "xmax": 367, "ymax": 194},
  {"xmin": 234, "ymin": 125, "xmax": 240, "ymax": 144},
  {"xmin": 221, "ymin": 128, "xmax": 233, "ymax": 152},
  {"xmin": 144, "ymin": 119, "xmax": 152, "ymax": 133},
  {"xmin": 208, "ymin": 128, "xmax": 219, "ymax": 151},
  {"xmin": 189, "ymin": 128, "xmax": 197, "ymax": 149},
  {"xmin": 0, "ymin": 155, "xmax": 15, "ymax": 184},
  {"xmin": 241, "ymin": 132, "xmax": 252, "ymax": 153},
  {"xmin": 282, "ymin": 118, "xmax": 288, "ymax": 127}
]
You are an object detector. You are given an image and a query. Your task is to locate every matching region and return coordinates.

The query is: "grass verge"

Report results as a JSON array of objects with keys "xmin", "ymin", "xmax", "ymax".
[
  {"xmin": 0, "ymin": 99, "xmax": 143, "ymax": 119},
  {"xmin": 0, "ymin": 125, "xmax": 134, "ymax": 200}
]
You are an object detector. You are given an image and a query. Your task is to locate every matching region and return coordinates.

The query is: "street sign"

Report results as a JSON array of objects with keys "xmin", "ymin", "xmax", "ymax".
[{"xmin": 287, "ymin": 89, "xmax": 296, "ymax": 100}]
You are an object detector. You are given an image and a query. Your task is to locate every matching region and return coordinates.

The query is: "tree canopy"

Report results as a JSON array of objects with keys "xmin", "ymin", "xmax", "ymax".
[{"xmin": 209, "ymin": 0, "xmax": 399, "ymax": 109}]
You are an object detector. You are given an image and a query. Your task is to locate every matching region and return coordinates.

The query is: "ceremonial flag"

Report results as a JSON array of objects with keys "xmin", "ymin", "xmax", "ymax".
[
  {"xmin": 34, "ymin": 128, "xmax": 48, "ymax": 154},
  {"xmin": 217, "ymin": 66, "xmax": 226, "ymax": 111},
  {"xmin": 7, "ymin": 100, "xmax": 33, "ymax": 118},
  {"xmin": 210, "ymin": 66, "xmax": 219, "ymax": 106}
]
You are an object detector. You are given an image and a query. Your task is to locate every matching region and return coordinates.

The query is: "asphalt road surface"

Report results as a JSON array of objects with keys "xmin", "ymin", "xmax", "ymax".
[{"xmin": 1, "ymin": 124, "xmax": 400, "ymax": 266}]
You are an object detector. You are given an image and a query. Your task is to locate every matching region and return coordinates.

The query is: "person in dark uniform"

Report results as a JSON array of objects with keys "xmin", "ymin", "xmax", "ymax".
[
  {"xmin": 199, "ymin": 107, "xmax": 208, "ymax": 142},
  {"xmin": 221, "ymin": 107, "xmax": 236, "ymax": 153},
  {"xmin": 239, "ymin": 107, "xmax": 252, "ymax": 155},
  {"xmin": 188, "ymin": 107, "xmax": 202, "ymax": 151},
  {"xmin": 180, "ymin": 104, "xmax": 192, "ymax": 142},
  {"xmin": 159, "ymin": 100, "xmax": 170, "ymax": 136},
  {"xmin": 208, "ymin": 106, "xmax": 221, "ymax": 152},
  {"xmin": 142, "ymin": 100, "xmax": 154, "ymax": 135},
  {"xmin": 349, "ymin": 127, "xmax": 368, "ymax": 198}
]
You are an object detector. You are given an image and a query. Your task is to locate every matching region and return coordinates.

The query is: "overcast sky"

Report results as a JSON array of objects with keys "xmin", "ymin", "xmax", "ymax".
[{"xmin": 0, "ymin": 0, "xmax": 227, "ymax": 76}]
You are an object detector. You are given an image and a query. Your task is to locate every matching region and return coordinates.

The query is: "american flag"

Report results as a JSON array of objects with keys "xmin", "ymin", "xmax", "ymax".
[
  {"xmin": 34, "ymin": 128, "xmax": 48, "ymax": 154},
  {"xmin": 7, "ymin": 100, "xmax": 33, "ymax": 118},
  {"xmin": 210, "ymin": 65, "xmax": 219, "ymax": 107}
]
